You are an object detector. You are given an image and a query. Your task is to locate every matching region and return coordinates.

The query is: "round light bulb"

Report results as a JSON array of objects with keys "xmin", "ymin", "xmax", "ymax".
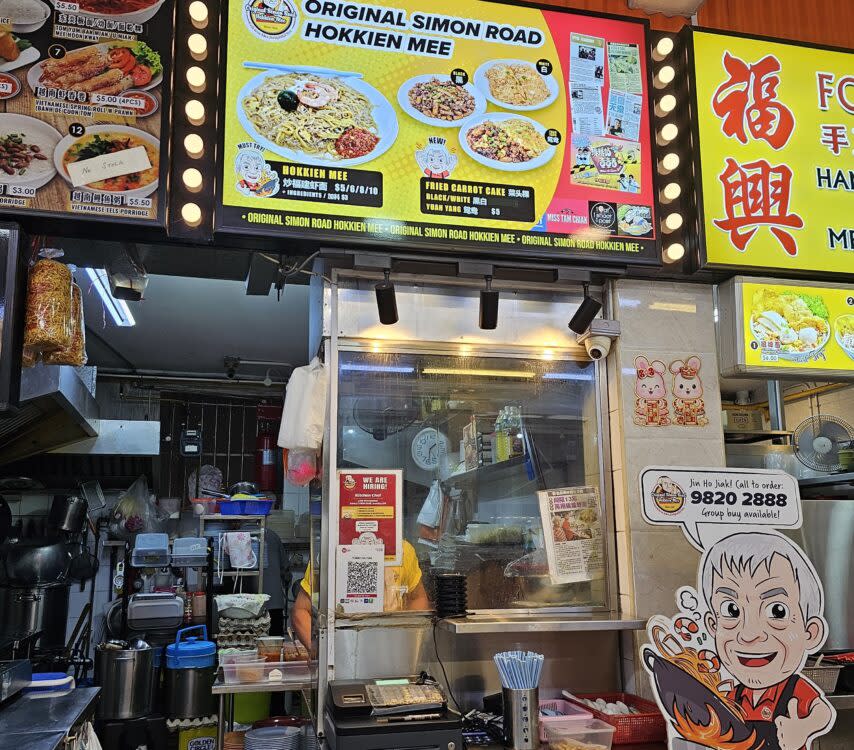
[
  {"xmin": 185, "ymin": 99, "xmax": 205, "ymax": 125},
  {"xmin": 182, "ymin": 202, "xmax": 202, "ymax": 227},
  {"xmin": 657, "ymin": 66, "xmax": 676, "ymax": 86},
  {"xmin": 184, "ymin": 133, "xmax": 204, "ymax": 158},
  {"xmin": 188, "ymin": 33, "xmax": 207, "ymax": 60},
  {"xmin": 659, "ymin": 94, "xmax": 677, "ymax": 114},
  {"xmin": 186, "ymin": 66, "xmax": 206, "ymax": 92},
  {"xmin": 662, "ymin": 152, "xmax": 680, "ymax": 171},
  {"xmin": 182, "ymin": 168, "xmax": 203, "ymax": 192},
  {"xmin": 189, "ymin": 1, "xmax": 208, "ymax": 27},
  {"xmin": 664, "ymin": 213, "xmax": 683, "ymax": 231},
  {"xmin": 664, "ymin": 243, "xmax": 685, "ymax": 263},
  {"xmin": 660, "ymin": 123, "xmax": 679, "ymax": 142},
  {"xmin": 662, "ymin": 182, "xmax": 681, "ymax": 202},
  {"xmin": 655, "ymin": 37, "xmax": 675, "ymax": 59}
]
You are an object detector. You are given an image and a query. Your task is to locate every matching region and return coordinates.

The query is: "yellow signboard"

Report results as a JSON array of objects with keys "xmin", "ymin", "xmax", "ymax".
[
  {"xmin": 693, "ymin": 30, "xmax": 854, "ymax": 275},
  {"xmin": 742, "ymin": 281, "xmax": 854, "ymax": 372},
  {"xmin": 216, "ymin": 0, "xmax": 660, "ymax": 264}
]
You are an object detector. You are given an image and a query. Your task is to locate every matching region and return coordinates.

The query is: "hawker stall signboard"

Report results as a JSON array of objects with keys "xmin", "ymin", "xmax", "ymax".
[
  {"xmin": 0, "ymin": 0, "xmax": 171, "ymax": 225},
  {"xmin": 639, "ymin": 466, "xmax": 837, "ymax": 750},
  {"xmin": 691, "ymin": 29, "xmax": 854, "ymax": 276},
  {"xmin": 216, "ymin": 0, "xmax": 659, "ymax": 264},
  {"xmin": 717, "ymin": 276, "xmax": 854, "ymax": 380}
]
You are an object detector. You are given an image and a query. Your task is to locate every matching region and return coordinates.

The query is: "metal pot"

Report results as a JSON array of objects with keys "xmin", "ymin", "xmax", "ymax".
[
  {"xmin": 95, "ymin": 644, "xmax": 154, "ymax": 719},
  {"xmin": 3, "ymin": 538, "xmax": 71, "ymax": 585},
  {"xmin": 229, "ymin": 481, "xmax": 259, "ymax": 496},
  {"xmin": 49, "ymin": 495, "xmax": 88, "ymax": 534},
  {"xmin": 0, "ymin": 583, "xmax": 70, "ymax": 651},
  {"xmin": 164, "ymin": 666, "xmax": 216, "ymax": 719}
]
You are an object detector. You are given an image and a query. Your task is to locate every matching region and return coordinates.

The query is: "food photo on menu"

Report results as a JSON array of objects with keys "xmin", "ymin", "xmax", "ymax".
[{"xmin": 0, "ymin": 0, "xmax": 168, "ymax": 222}]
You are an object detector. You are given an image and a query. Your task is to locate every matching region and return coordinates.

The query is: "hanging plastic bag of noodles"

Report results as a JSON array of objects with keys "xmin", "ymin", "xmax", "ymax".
[
  {"xmin": 43, "ymin": 282, "xmax": 87, "ymax": 367},
  {"xmin": 23, "ymin": 258, "xmax": 72, "ymax": 354}
]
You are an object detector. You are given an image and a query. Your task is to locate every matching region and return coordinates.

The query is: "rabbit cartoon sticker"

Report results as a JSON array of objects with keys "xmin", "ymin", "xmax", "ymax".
[
  {"xmin": 670, "ymin": 356, "xmax": 709, "ymax": 427},
  {"xmin": 634, "ymin": 356, "xmax": 670, "ymax": 426}
]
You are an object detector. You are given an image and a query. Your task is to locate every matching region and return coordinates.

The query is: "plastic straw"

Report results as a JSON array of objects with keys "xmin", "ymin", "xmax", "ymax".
[{"xmin": 493, "ymin": 651, "xmax": 544, "ymax": 689}]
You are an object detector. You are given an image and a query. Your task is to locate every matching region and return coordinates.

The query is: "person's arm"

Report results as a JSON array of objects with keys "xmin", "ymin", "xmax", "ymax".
[
  {"xmin": 406, "ymin": 580, "xmax": 431, "ymax": 611},
  {"xmin": 292, "ymin": 589, "xmax": 314, "ymax": 652}
]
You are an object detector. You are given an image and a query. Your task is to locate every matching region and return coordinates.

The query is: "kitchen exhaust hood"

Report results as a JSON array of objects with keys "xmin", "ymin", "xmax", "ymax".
[{"xmin": 0, "ymin": 365, "xmax": 99, "ymax": 465}]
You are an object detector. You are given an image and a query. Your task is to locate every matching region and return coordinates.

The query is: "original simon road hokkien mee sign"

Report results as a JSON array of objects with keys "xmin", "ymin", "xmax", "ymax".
[
  {"xmin": 691, "ymin": 29, "xmax": 854, "ymax": 276},
  {"xmin": 217, "ymin": 0, "xmax": 659, "ymax": 264},
  {"xmin": 639, "ymin": 466, "xmax": 836, "ymax": 750}
]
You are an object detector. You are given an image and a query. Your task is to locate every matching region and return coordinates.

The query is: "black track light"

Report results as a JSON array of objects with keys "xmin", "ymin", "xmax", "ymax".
[
  {"xmin": 375, "ymin": 269, "xmax": 398, "ymax": 325},
  {"xmin": 568, "ymin": 283, "xmax": 602, "ymax": 334},
  {"xmin": 479, "ymin": 275, "xmax": 499, "ymax": 330}
]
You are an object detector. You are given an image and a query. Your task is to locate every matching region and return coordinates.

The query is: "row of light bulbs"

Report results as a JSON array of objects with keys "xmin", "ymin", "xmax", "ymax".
[
  {"xmin": 651, "ymin": 35, "xmax": 686, "ymax": 264},
  {"xmin": 180, "ymin": 0, "xmax": 211, "ymax": 228}
]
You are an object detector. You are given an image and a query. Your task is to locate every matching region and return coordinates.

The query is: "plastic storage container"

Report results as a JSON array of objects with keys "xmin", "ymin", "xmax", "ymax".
[
  {"xmin": 243, "ymin": 498, "xmax": 274, "ymax": 515},
  {"xmin": 220, "ymin": 500, "xmax": 246, "ymax": 515},
  {"xmin": 545, "ymin": 718, "xmax": 615, "ymax": 750},
  {"xmin": 131, "ymin": 533, "xmax": 170, "ymax": 567},
  {"xmin": 257, "ymin": 637, "xmax": 284, "ymax": 662},
  {"xmin": 538, "ymin": 700, "xmax": 593, "ymax": 742},
  {"xmin": 221, "ymin": 660, "xmax": 313, "ymax": 685},
  {"xmin": 561, "ymin": 692, "xmax": 665, "ymax": 745},
  {"xmin": 166, "ymin": 625, "xmax": 216, "ymax": 669},
  {"xmin": 219, "ymin": 649, "xmax": 259, "ymax": 682},
  {"xmin": 172, "ymin": 537, "xmax": 208, "ymax": 567}
]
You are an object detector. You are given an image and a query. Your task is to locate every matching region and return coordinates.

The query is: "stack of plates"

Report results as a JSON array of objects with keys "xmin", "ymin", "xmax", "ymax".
[
  {"xmin": 245, "ymin": 726, "xmax": 301, "ymax": 750},
  {"xmin": 224, "ymin": 731, "xmax": 245, "ymax": 750},
  {"xmin": 435, "ymin": 572, "xmax": 468, "ymax": 618}
]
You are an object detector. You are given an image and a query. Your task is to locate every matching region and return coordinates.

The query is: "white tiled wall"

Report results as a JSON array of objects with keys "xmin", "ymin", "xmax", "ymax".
[
  {"xmin": 607, "ymin": 280, "xmax": 726, "ymax": 698},
  {"xmin": 784, "ymin": 384, "xmax": 854, "ymax": 428}
]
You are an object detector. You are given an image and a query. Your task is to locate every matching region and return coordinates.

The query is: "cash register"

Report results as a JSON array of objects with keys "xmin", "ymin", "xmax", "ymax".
[{"xmin": 324, "ymin": 676, "xmax": 462, "ymax": 750}]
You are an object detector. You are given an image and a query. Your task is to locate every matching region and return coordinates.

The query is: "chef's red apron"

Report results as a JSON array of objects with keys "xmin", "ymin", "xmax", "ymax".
[{"xmin": 732, "ymin": 675, "xmax": 818, "ymax": 750}]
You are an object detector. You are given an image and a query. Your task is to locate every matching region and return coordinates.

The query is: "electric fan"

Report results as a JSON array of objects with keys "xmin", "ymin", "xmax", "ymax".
[{"xmin": 792, "ymin": 414, "xmax": 854, "ymax": 473}]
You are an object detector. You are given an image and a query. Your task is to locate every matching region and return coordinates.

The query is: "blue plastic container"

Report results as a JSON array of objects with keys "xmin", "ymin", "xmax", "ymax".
[
  {"xmin": 243, "ymin": 498, "xmax": 274, "ymax": 516},
  {"xmin": 166, "ymin": 625, "xmax": 216, "ymax": 669},
  {"xmin": 219, "ymin": 500, "xmax": 246, "ymax": 515},
  {"xmin": 25, "ymin": 672, "xmax": 74, "ymax": 692}
]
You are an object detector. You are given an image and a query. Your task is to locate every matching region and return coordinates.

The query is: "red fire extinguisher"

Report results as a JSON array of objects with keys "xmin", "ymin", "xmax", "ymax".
[{"xmin": 255, "ymin": 417, "xmax": 277, "ymax": 492}]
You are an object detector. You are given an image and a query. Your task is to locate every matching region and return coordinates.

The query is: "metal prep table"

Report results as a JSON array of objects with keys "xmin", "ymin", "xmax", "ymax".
[
  {"xmin": 0, "ymin": 687, "xmax": 100, "ymax": 750},
  {"xmin": 212, "ymin": 671, "xmax": 316, "ymax": 750}
]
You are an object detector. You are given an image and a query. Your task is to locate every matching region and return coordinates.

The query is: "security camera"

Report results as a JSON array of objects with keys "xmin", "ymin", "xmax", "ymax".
[
  {"xmin": 224, "ymin": 356, "xmax": 240, "ymax": 379},
  {"xmin": 583, "ymin": 335, "xmax": 612, "ymax": 360},
  {"xmin": 576, "ymin": 319, "xmax": 620, "ymax": 361}
]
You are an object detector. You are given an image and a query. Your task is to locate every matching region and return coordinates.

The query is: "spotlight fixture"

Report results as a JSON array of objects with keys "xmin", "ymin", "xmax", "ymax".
[
  {"xmin": 375, "ymin": 269, "xmax": 398, "ymax": 325},
  {"xmin": 568, "ymin": 283, "xmax": 602, "ymax": 334},
  {"xmin": 479, "ymin": 275, "xmax": 499, "ymax": 330}
]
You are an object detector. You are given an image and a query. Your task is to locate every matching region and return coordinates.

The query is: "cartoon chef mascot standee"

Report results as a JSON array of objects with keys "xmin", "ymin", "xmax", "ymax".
[{"xmin": 639, "ymin": 467, "xmax": 836, "ymax": 750}]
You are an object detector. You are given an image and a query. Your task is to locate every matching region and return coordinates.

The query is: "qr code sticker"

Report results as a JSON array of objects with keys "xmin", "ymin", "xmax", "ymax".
[{"xmin": 346, "ymin": 561, "xmax": 379, "ymax": 595}]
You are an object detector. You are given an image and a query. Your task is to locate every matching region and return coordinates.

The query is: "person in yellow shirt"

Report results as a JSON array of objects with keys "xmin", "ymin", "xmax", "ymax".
[{"xmin": 292, "ymin": 540, "xmax": 430, "ymax": 650}]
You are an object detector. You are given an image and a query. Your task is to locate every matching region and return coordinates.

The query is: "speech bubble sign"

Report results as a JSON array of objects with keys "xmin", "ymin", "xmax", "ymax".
[{"xmin": 639, "ymin": 466, "xmax": 801, "ymax": 549}]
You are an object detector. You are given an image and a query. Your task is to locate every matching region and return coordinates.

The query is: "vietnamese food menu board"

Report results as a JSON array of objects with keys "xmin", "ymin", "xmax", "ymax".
[
  {"xmin": 217, "ymin": 0, "xmax": 658, "ymax": 263},
  {"xmin": 0, "ymin": 0, "xmax": 171, "ymax": 224}
]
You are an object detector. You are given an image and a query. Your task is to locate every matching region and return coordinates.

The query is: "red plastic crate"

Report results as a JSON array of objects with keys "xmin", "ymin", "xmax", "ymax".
[{"xmin": 561, "ymin": 692, "xmax": 666, "ymax": 745}]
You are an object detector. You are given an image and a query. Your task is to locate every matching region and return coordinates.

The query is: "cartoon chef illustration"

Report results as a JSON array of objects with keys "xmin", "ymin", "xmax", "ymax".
[
  {"xmin": 645, "ymin": 531, "xmax": 835, "ymax": 750},
  {"xmin": 415, "ymin": 137, "xmax": 457, "ymax": 179},
  {"xmin": 235, "ymin": 144, "xmax": 279, "ymax": 197},
  {"xmin": 700, "ymin": 533, "xmax": 834, "ymax": 750}
]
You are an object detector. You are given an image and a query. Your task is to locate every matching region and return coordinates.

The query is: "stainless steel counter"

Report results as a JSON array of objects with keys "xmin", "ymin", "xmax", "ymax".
[{"xmin": 0, "ymin": 687, "xmax": 100, "ymax": 750}]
